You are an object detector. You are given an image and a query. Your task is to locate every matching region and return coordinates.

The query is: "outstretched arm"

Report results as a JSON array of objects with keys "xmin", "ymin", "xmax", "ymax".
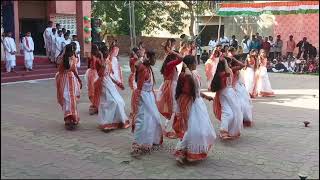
[
  {"xmin": 231, "ymin": 57, "xmax": 245, "ymax": 71},
  {"xmin": 201, "ymin": 92, "xmax": 213, "ymax": 101}
]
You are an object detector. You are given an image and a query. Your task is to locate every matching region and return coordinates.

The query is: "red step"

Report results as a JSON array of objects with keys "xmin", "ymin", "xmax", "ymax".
[
  {"xmin": 1, "ymin": 64, "xmax": 58, "ymax": 72},
  {"xmin": 1, "ymin": 66, "xmax": 87, "ymax": 78},
  {"xmin": 1, "ymin": 55, "xmax": 52, "ymax": 66},
  {"xmin": 1, "ymin": 69, "xmax": 87, "ymax": 83},
  {"xmin": 1, "ymin": 55, "xmax": 88, "ymax": 83}
]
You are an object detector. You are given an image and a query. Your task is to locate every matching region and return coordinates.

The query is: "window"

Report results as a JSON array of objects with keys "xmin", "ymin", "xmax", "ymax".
[{"xmin": 54, "ymin": 15, "xmax": 77, "ymax": 35}]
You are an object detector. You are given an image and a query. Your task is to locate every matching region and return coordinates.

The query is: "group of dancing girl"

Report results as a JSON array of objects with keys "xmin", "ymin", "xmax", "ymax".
[{"xmin": 55, "ymin": 38, "xmax": 275, "ymax": 165}]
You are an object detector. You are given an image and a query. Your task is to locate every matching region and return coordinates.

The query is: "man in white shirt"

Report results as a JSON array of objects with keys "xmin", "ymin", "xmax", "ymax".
[
  {"xmin": 43, "ymin": 21, "xmax": 53, "ymax": 60},
  {"xmin": 242, "ymin": 35, "xmax": 251, "ymax": 54},
  {"xmin": 61, "ymin": 33, "xmax": 71, "ymax": 49},
  {"xmin": 219, "ymin": 34, "xmax": 229, "ymax": 47},
  {"xmin": 55, "ymin": 24, "xmax": 61, "ymax": 37},
  {"xmin": 3, "ymin": 32, "xmax": 17, "ymax": 72},
  {"xmin": 268, "ymin": 36, "xmax": 276, "ymax": 61},
  {"xmin": 241, "ymin": 35, "xmax": 251, "ymax": 60},
  {"xmin": 54, "ymin": 30, "xmax": 64, "ymax": 61},
  {"xmin": 22, "ymin": 32, "xmax": 35, "ymax": 71},
  {"xmin": 208, "ymin": 37, "xmax": 216, "ymax": 51},
  {"xmin": 72, "ymin": 35, "xmax": 81, "ymax": 68},
  {"xmin": 50, "ymin": 28, "xmax": 57, "ymax": 63}
]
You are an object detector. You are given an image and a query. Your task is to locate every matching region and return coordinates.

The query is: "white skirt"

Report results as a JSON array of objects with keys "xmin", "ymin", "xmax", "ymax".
[
  {"xmin": 257, "ymin": 66, "xmax": 275, "ymax": 96},
  {"xmin": 98, "ymin": 76, "xmax": 129, "ymax": 130},
  {"xmin": 219, "ymin": 87, "xmax": 243, "ymax": 137},
  {"xmin": 244, "ymin": 67, "xmax": 255, "ymax": 95},
  {"xmin": 111, "ymin": 56, "xmax": 121, "ymax": 83},
  {"xmin": 175, "ymin": 97, "xmax": 216, "ymax": 161},
  {"xmin": 134, "ymin": 84, "xmax": 163, "ymax": 147},
  {"xmin": 235, "ymin": 82, "xmax": 253, "ymax": 125}
]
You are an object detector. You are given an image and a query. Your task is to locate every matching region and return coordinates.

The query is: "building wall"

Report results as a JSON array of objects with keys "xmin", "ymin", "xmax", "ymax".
[
  {"xmin": 55, "ymin": 1, "xmax": 76, "ymax": 15},
  {"xmin": 18, "ymin": 1, "xmax": 47, "ymax": 19},
  {"xmin": 274, "ymin": 13, "xmax": 319, "ymax": 55}
]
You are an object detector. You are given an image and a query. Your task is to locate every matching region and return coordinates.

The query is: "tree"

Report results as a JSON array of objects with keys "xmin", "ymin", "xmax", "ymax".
[
  {"xmin": 92, "ymin": 1, "xmax": 213, "ymax": 37},
  {"xmin": 181, "ymin": 1, "xmax": 215, "ymax": 38}
]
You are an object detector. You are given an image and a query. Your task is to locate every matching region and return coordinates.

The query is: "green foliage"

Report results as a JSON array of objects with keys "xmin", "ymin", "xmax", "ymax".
[{"xmin": 92, "ymin": 1, "xmax": 213, "ymax": 36}]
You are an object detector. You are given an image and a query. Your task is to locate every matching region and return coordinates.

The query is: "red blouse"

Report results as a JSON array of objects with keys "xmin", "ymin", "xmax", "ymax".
[
  {"xmin": 129, "ymin": 56, "xmax": 138, "ymax": 73},
  {"xmin": 163, "ymin": 58, "xmax": 182, "ymax": 80}
]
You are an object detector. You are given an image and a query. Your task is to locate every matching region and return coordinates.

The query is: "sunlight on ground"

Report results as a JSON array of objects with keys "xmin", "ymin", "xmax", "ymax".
[
  {"xmin": 201, "ymin": 89, "xmax": 319, "ymax": 110},
  {"xmin": 260, "ymin": 89, "xmax": 319, "ymax": 110}
]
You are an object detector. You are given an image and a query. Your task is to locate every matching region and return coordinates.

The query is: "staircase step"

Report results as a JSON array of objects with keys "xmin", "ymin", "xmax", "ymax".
[
  {"xmin": 1, "ymin": 69, "xmax": 87, "ymax": 83},
  {"xmin": 1, "ymin": 64, "xmax": 88, "ymax": 75},
  {"xmin": 2, "ymin": 63, "xmax": 87, "ymax": 71},
  {"xmin": 1, "ymin": 66, "xmax": 87, "ymax": 78}
]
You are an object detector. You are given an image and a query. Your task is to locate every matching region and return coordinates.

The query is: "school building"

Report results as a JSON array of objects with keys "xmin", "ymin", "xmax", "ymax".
[{"xmin": 1, "ymin": 0, "xmax": 92, "ymax": 60}]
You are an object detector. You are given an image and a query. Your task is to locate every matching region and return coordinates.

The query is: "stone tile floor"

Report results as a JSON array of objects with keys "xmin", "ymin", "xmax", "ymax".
[{"xmin": 1, "ymin": 56, "xmax": 319, "ymax": 179}]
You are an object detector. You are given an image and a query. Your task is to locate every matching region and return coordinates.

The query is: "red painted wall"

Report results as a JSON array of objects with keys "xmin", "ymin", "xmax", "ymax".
[
  {"xmin": 274, "ymin": 13, "xmax": 319, "ymax": 55},
  {"xmin": 55, "ymin": 1, "xmax": 76, "ymax": 15}
]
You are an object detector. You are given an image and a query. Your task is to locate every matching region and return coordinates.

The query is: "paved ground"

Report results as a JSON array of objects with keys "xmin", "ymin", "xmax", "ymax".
[{"xmin": 1, "ymin": 56, "xmax": 319, "ymax": 179}]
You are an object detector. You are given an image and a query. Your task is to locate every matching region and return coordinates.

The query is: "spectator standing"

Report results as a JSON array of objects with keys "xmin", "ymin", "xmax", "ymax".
[
  {"xmin": 296, "ymin": 37, "xmax": 310, "ymax": 60},
  {"xmin": 268, "ymin": 36, "xmax": 276, "ymax": 60},
  {"xmin": 241, "ymin": 35, "xmax": 251, "ymax": 61},
  {"xmin": 219, "ymin": 34, "xmax": 229, "ymax": 47},
  {"xmin": 62, "ymin": 33, "xmax": 71, "ymax": 49},
  {"xmin": 257, "ymin": 35, "xmax": 263, "ymax": 51},
  {"xmin": 249, "ymin": 35, "xmax": 260, "ymax": 51},
  {"xmin": 43, "ymin": 21, "xmax": 53, "ymax": 60},
  {"xmin": 56, "ymin": 23, "xmax": 61, "ymax": 31},
  {"xmin": 19, "ymin": 33, "xmax": 24, "ymax": 55},
  {"xmin": 262, "ymin": 37, "xmax": 271, "ymax": 56},
  {"xmin": 22, "ymin": 32, "xmax": 35, "ymax": 71},
  {"xmin": 50, "ymin": 28, "xmax": 57, "ymax": 63},
  {"xmin": 72, "ymin": 35, "xmax": 81, "ymax": 68},
  {"xmin": 3, "ymin": 32, "xmax": 17, "ymax": 72},
  {"xmin": 62, "ymin": 28, "xmax": 66, "ymax": 35},
  {"xmin": 229, "ymin": 35, "xmax": 238, "ymax": 49},
  {"xmin": 274, "ymin": 35, "xmax": 283, "ymax": 59},
  {"xmin": 308, "ymin": 44, "xmax": 317, "ymax": 59},
  {"xmin": 54, "ymin": 30, "xmax": 64, "ymax": 61},
  {"xmin": 286, "ymin": 35, "xmax": 296, "ymax": 58},
  {"xmin": 208, "ymin": 36, "xmax": 217, "ymax": 51}
]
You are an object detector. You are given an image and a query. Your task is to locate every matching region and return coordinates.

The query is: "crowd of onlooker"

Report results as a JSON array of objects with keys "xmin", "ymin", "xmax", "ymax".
[{"xmin": 201, "ymin": 33, "xmax": 319, "ymax": 74}]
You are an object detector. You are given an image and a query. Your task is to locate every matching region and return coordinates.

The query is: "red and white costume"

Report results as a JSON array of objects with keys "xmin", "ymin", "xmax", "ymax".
[
  {"xmin": 55, "ymin": 56, "xmax": 81, "ymax": 125},
  {"xmin": 94, "ymin": 57, "xmax": 129, "ymax": 130},
  {"xmin": 174, "ymin": 69, "xmax": 216, "ymax": 161},
  {"xmin": 132, "ymin": 63, "xmax": 163, "ymax": 151},
  {"xmin": 257, "ymin": 57, "xmax": 275, "ymax": 97}
]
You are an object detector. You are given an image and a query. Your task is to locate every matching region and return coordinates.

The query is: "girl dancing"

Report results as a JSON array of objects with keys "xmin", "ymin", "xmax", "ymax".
[
  {"xmin": 85, "ymin": 44, "xmax": 99, "ymax": 115},
  {"xmin": 174, "ymin": 55, "xmax": 216, "ymax": 164},
  {"xmin": 55, "ymin": 44, "xmax": 82, "ymax": 130},
  {"xmin": 211, "ymin": 57, "xmax": 243, "ymax": 140},
  {"xmin": 257, "ymin": 49, "xmax": 275, "ymax": 97},
  {"xmin": 94, "ymin": 45, "xmax": 129, "ymax": 132},
  {"xmin": 131, "ymin": 50, "xmax": 163, "ymax": 156}
]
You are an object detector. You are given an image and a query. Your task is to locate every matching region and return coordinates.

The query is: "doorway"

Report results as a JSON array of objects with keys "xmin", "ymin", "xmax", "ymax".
[
  {"xmin": 20, "ymin": 18, "xmax": 47, "ymax": 55},
  {"xmin": 199, "ymin": 25, "xmax": 224, "ymax": 46}
]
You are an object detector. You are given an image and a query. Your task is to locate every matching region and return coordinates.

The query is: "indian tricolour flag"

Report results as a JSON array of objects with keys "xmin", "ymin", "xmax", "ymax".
[{"xmin": 217, "ymin": 1, "xmax": 319, "ymax": 16}]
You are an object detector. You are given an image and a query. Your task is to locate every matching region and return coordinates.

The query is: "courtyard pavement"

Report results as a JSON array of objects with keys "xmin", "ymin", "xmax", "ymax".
[{"xmin": 1, "ymin": 56, "xmax": 319, "ymax": 179}]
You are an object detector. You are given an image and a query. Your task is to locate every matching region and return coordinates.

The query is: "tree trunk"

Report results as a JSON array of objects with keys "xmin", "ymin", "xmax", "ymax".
[
  {"xmin": 183, "ymin": 1, "xmax": 195, "ymax": 38},
  {"xmin": 189, "ymin": 8, "xmax": 195, "ymax": 38}
]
